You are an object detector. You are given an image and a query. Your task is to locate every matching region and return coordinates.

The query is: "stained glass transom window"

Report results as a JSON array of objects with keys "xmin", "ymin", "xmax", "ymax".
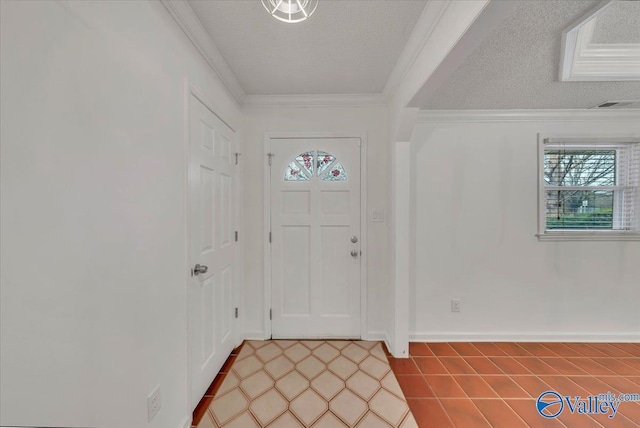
[
  {"xmin": 317, "ymin": 151, "xmax": 335, "ymax": 177},
  {"xmin": 323, "ymin": 162, "xmax": 347, "ymax": 181},
  {"xmin": 285, "ymin": 161, "xmax": 309, "ymax": 181},
  {"xmin": 296, "ymin": 152, "xmax": 314, "ymax": 177},
  {"xmin": 284, "ymin": 151, "xmax": 347, "ymax": 181}
]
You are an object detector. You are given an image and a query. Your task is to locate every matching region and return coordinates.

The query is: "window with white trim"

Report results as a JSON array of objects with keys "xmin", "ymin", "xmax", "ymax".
[{"xmin": 538, "ymin": 138, "xmax": 640, "ymax": 241}]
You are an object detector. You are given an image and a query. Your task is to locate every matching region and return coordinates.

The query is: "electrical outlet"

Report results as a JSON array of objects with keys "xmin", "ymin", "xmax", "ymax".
[
  {"xmin": 451, "ymin": 299, "xmax": 461, "ymax": 313},
  {"xmin": 148, "ymin": 385, "xmax": 161, "ymax": 422}
]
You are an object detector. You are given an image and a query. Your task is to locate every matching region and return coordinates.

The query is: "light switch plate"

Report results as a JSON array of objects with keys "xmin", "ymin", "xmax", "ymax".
[{"xmin": 371, "ymin": 210, "xmax": 385, "ymax": 222}]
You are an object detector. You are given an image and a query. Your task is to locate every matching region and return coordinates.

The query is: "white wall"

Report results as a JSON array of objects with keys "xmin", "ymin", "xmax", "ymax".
[
  {"xmin": 241, "ymin": 107, "xmax": 390, "ymax": 341},
  {"xmin": 0, "ymin": 1, "xmax": 241, "ymax": 427},
  {"xmin": 410, "ymin": 113, "xmax": 640, "ymax": 341}
]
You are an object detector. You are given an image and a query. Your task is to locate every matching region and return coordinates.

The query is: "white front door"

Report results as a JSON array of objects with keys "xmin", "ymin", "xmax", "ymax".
[
  {"xmin": 188, "ymin": 94, "xmax": 236, "ymax": 409},
  {"xmin": 270, "ymin": 138, "xmax": 361, "ymax": 339}
]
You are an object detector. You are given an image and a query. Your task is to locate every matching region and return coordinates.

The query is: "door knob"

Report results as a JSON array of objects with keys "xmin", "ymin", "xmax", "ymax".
[
  {"xmin": 351, "ymin": 236, "xmax": 358, "ymax": 243},
  {"xmin": 350, "ymin": 250, "xmax": 359, "ymax": 258},
  {"xmin": 193, "ymin": 264, "xmax": 208, "ymax": 275}
]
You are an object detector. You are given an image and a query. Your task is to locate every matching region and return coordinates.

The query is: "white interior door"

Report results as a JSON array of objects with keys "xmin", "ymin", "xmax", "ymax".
[
  {"xmin": 188, "ymin": 94, "xmax": 236, "ymax": 409},
  {"xmin": 270, "ymin": 138, "xmax": 361, "ymax": 339}
]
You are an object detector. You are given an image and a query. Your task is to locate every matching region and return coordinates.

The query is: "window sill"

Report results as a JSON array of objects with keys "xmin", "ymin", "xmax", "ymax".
[{"xmin": 536, "ymin": 231, "xmax": 640, "ymax": 242}]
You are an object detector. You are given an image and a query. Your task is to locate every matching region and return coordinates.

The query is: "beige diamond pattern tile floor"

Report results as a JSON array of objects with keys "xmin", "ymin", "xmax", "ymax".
[{"xmin": 196, "ymin": 340, "xmax": 417, "ymax": 428}]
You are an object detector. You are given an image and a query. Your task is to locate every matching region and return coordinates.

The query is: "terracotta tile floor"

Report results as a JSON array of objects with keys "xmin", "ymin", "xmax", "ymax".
[
  {"xmin": 193, "ymin": 340, "xmax": 417, "ymax": 427},
  {"xmin": 394, "ymin": 342, "xmax": 640, "ymax": 428},
  {"xmin": 193, "ymin": 341, "xmax": 640, "ymax": 427}
]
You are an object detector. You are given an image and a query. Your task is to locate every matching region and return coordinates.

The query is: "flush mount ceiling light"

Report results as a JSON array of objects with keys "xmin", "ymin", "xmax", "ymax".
[{"xmin": 261, "ymin": 0, "xmax": 319, "ymax": 23}]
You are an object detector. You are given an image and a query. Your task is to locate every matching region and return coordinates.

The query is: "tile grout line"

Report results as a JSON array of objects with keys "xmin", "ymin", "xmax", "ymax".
[
  {"xmin": 197, "ymin": 341, "xmax": 639, "ymax": 428},
  {"xmin": 405, "ymin": 342, "xmax": 639, "ymax": 428},
  {"xmin": 512, "ymin": 350, "xmax": 575, "ymax": 428},
  {"xmin": 441, "ymin": 343, "xmax": 571, "ymax": 427},
  {"xmin": 466, "ymin": 350, "xmax": 534, "ymax": 428},
  {"xmin": 441, "ymin": 344, "xmax": 496, "ymax": 428},
  {"xmin": 214, "ymin": 340, "xmax": 411, "ymax": 428},
  {"xmin": 455, "ymin": 345, "xmax": 529, "ymax": 428},
  {"xmin": 488, "ymin": 345, "xmax": 572, "ymax": 428},
  {"xmin": 503, "ymin": 343, "xmax": 637, "ymax": 428},
  {"xmin": 413, "ymin": 352, "xmax": 457, "ymax": 428}
]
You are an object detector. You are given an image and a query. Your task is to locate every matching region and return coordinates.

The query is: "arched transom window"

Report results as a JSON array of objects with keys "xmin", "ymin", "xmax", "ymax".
[{"xmin": 284, "ymin": 151, "xmax": 347, "ymax": 181}]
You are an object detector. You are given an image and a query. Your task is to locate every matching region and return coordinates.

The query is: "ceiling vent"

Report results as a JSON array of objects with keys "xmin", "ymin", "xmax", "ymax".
[{"xmin": 591, "ymin": 100, "xmax": 640, "ymax": 109}]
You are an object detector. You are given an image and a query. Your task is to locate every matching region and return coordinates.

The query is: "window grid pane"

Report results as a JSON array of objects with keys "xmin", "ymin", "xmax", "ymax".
[
  {"xmin": 543, "ymin": 142, "xmax": 640, "ymax": 233},
  {"xmin": 544, "ymin": 150, "xmax": 615, "ymax": 187},
  {"xmin": 546, "ymin": 190, "xmax": 613, "ymax": 229}
]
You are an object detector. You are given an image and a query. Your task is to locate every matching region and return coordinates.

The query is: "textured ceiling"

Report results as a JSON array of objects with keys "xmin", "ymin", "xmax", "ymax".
[
  {"xmin": 591, "ymin": 1, "xmax": 640, "ymax": 44},
  {"xmin": 188, "ymin": 0, "xmax": 427, "ymax": 95},
  {"xmin": 421, "ymin": 0, "xmax": 640, "ymax": 110}
]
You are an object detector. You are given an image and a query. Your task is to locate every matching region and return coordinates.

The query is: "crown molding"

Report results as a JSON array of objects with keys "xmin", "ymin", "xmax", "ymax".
[
  {"xmin": 381, "ymin": 0, "xmax": 450, "ymax": 104},
  {"xmin": 160, "ymin": 0, "xmax": 495, "ymax": 109},
  {"xmin": 161, "ymin": 0, "xmax": 246, "ymax": 105},
  {"xmin": 560, "ymin": 0, "xmax": 640, "ymax": 82},
  {"xmin": 244, "ymin": 1, "xmax": 462, "ymax": 108},
  {"xmin": 161, "ymin": 0, "xmax": 449, "ymax": 108},
  {"xmin": 417, "ymin": 109, "xmax": 640, "ymax": 123},
  {"xmin": 161, "ymin": 0, "xmax": 390, "ymax": 108},
  {"xmin": 569, "ymin": 43, "xmax": 640, "ymax": 81},
  {"xmin": 243, "ymin": 93, "xmax": 386, "ymax": 109}
]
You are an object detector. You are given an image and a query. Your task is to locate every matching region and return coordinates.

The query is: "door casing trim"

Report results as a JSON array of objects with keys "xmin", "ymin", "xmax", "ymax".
[{"xmin": 263, "ymin": 132, "xmax": 369, "ymax": 340}]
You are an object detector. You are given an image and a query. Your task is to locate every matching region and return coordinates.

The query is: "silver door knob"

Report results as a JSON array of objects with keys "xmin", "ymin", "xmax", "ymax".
[
  {"xmin": 193, "ymin": 264, "xmax": 208, "ymax": 275},
  {"xmin": 351, "ymin": 236, "xmax": 358, "ymax": 243},
  {"xmin": 350, "ymin": 250, "xmax": 359, "ymax": 258}
]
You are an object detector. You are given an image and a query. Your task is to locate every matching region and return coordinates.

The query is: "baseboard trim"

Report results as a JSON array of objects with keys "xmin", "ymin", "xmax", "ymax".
[
  {"xmin": 409, "ymin": 332, "xmax": 640, "ymax": 342},
  {"xmin": 363, "ymin": 331, "xmax": 386, "ymax": 341},
  {"xmin": 243, "ymin": 331, "xmax": 391, "ymax": 344},
  {"xmin": 365, "ymin": 331, "xmax": 392, "ymax": 354},
  {"xmin": 244, "ymin": 330, "xmax": 266, "ymax": 341}
]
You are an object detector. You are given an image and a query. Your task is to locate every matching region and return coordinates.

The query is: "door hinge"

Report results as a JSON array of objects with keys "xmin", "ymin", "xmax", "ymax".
[
  {"xmin": 234, "ymin": 152, "xmax": 241, "ymax": 165},
  {"xmin": 267, "ymin": 153, "xmax": 274, "ymax": 166},
  {"xmin": 235, "ymin": 307, "xmax": 238, "ymax": 318},
  {"xmin": 269, "ymin": 309, "xmax": 272, "ymax": 320},
  {"xmin": 269, "ymin": 232, "xmax": 272, "ymax": 243},
  {"xmin": 235, "ymin": 231, "xmax": 238, "ymax": 242}
]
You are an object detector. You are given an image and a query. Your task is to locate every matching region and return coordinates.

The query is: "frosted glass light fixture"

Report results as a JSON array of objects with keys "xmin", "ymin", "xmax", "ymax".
[{"xmin": 261, "ymin": 0, "xmax": 319, "ymax": 23}]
